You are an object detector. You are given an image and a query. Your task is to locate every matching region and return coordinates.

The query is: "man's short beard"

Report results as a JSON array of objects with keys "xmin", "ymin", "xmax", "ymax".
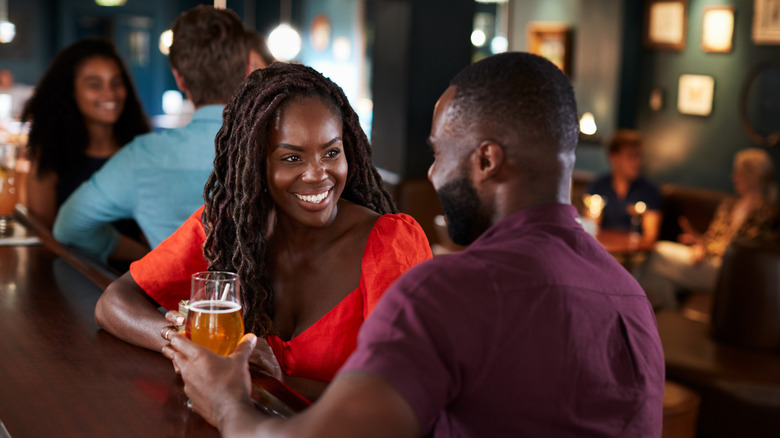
[{"xmin": 436, "ymin": 174, "xmax": 491, "ymax": 246}]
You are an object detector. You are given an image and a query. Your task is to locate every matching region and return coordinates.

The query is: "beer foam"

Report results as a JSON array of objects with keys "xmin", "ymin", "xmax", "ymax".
[{"xmin": 188, "ymin": 300, "xmax": 241, "ymax": 313}]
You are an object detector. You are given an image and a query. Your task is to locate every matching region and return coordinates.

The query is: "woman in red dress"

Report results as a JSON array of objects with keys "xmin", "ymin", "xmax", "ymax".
[{"xmin": 94, "ymin": 63, "xmax": 432, "ymax": 401}]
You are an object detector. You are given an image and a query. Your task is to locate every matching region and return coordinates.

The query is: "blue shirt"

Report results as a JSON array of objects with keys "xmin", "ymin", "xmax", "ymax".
[
  {"xmin": 587, "ymin": 174, "xmax": 662, "ymax": 232},
  {"xmin": 53, "ymin": 105, "xmax": 224, "ymax": 262}
]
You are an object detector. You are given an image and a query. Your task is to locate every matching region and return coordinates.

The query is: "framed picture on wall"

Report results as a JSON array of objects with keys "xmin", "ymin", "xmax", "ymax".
[
  {"xmin": 527, "ymin": 22, "xmax": 572, "ymax": 76},
  {"xmin": 678, "ymin": 74, "xmax": 715, "ymax": 116},
  {"xmin": 644, "ymin": 0, "xmax": 688, "ymax": 50},
  {"xmin": 753, "ymin": 0, "xmax": 780, "ymax": 44},
  {"xmin": 702, "ymin": 6, "xmax": 735, "ymax": 52}
]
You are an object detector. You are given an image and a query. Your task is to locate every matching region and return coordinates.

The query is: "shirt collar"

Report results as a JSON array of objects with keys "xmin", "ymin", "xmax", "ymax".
[
  {"xmin": 473, "ymin": 203, "xmax": 580, "ymax": 245},
  {"xmin": 190, "ymin": 104, "xmax": 225, "ymax": 123}
]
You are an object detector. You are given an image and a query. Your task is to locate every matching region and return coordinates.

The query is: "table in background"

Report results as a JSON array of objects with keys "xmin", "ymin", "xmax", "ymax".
[
  {"xmin": 656, "ymin": 311, "xmax": 780, "ymax": 437},
  {"xmin": 0, "ymin": 216, "xmax": 218, "ymax": 438},
  {"xmin": 595, "ymin": 229, "xmax": 653, "ymax": 270}
]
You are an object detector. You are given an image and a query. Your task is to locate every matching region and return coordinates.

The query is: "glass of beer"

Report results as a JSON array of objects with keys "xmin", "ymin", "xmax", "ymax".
[
  {"xmin": 186, "ymin": 271, "xmax": 244, "ymax": 356},
  {"xmin": 0, "ymin": 143, "xmax": 18, "ymax": 236}
]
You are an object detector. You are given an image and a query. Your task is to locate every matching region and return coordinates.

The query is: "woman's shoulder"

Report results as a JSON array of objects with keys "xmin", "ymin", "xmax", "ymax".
[
  {"xmin": 373, "ymin": 212, "xmax": 424, "ymax": 231},
  {"xmin": 368, "ymin": 213, "xmax": 429, "ymax": 250}
]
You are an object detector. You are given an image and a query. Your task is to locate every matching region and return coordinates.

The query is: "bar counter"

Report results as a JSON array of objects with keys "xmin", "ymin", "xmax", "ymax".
[{"xmin": 0, "ymin": 211, "xmax": 218, "ymax": 438}]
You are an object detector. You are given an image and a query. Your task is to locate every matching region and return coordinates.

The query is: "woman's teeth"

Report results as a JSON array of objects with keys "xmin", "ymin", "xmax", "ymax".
[{"xmin": 296, "ymin": 191, "xmax": 328, "ymax": 204}]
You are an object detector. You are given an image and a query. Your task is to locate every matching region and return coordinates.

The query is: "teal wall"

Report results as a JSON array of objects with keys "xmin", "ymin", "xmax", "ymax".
[
  {"xmin": 509, "ymin": 0, "xmax": 622, "ymax": 177},
  {"xmin": 297, "ymin": 0, "xmax": 372, "ymax": 136},
  {"xmin": 509, "ymin": 0, "xmax": 780, "ymax": 193},
  {"xmin": 0, "ymin": 0, "xmax": 56, "ymax": 90},
  {"xmin": 636, "ymin": 0, "xmax": 780, "ymax": 193}
]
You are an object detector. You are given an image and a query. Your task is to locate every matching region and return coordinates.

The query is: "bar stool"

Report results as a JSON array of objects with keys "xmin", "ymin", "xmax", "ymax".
[{"xmin": 662, "ymin": 381, "xmax": 700, "ymax": 438}]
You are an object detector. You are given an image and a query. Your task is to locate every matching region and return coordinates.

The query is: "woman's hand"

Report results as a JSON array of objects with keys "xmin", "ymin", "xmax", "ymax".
[
  {"xmin": 164, "ymin": 310, "xmax": 186, "ymax": 328},
  {"xmin": 248, "ymin": 337, "xmax": 284, "ymax": 381}
]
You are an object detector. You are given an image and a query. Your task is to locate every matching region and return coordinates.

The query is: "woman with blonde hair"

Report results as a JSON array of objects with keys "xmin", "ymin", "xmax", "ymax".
[{"xmin": 637, "ymin": 148, "xmax": 778, "ymax": 310}]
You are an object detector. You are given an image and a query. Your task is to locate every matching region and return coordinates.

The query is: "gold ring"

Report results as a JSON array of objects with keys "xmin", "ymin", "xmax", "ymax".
[{"xmin": 161, "ymin": 326, "xmax": 174, "ymax": 341}]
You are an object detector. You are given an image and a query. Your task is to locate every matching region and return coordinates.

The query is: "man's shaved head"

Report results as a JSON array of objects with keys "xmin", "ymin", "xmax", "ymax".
[{"xmin": 446, "ymin": 52, "xmax": 578, "ymax": 194}]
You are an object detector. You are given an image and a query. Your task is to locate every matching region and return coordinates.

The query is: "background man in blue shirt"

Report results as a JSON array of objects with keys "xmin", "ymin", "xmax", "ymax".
[
  {"xmin": 587, "ymin": 129, "xmax": 662, "ymax": 245},
  {"xmin": 54, "ymin": 6, "xmax": 263, "ymax": 263}
]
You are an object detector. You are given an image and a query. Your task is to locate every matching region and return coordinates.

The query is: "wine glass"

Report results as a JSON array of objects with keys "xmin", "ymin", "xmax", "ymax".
[{"xmin": 186, "ymin": 271, "xmax": 244, "ymax": 356}]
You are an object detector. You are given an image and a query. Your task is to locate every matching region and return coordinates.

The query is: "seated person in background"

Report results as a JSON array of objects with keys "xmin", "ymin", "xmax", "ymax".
[
  {"xmin": 94, "ymin": 62, "xmax": 432, "ymax": 401},
  {"xmin": 587, "ymin": 129, "xmax": 662, "ymax": 245},
  {"xmin": 0, "ymin": 69, "xmax": 34, "ymax": 120},
  {"xmin": 163, "ymin": 52, "xmax": 664, "ymax": 437},
  {"xmin": 53, "ymin": 6, "xmax": 255, "ymax": 263},
  {"xmin": 637, "ymin": 148, "xmax": 778, "ymax": 310},
  {"xmin": 22, "ymin": 39, "xmax": 149, "ymax": 237}
]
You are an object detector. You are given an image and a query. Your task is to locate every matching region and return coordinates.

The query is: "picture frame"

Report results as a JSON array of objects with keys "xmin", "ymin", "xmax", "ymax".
[
  {"xmin": 702, "ymin": 6, "xmax": 735, "ymax": 53},
  {"xmin": 527, "ymin": 22, "xmax": 572, "ymax": 76},
  {"xmin": 678, "ymin": 74, "xmax": 715, "ymax": 116},
  {"xmin": 644, "ymin": 0, "xmax": 688, "ymax": 50},
  {"xmin": 753, "ymin": 0, "xmax": 780, "ymax": 44}
]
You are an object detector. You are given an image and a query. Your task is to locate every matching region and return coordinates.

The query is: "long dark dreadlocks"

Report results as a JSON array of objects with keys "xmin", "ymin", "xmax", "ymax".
[{"xmin": 202, "ymin": 62, "xmax": 396, "ymax": 336}]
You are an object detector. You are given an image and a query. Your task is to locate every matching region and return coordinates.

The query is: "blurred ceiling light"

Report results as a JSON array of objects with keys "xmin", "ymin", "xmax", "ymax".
[
  {"xmin": 471, "ymin": 29, "xmax": 487, "ymax": 47},
  {"xmin": 0, "ymin": 21, "xmax": 14, "ymax": 44},
  {"xmin": 95, "ymin": 0, "xmax": 127, "ymax": 5},
  {"xmin": 475, "ymin": 0, "xmax": 508, "ymax": 3},
  {"xmin": 490, "ymin": 36, "xmax": 508, "ymax": 53},
  {"xmin": 0, "ymin": 0, "xmax": 14, "ymax": 44},
  {"xmin": 0, "ymin": 94, "xmax": 11, "ymax": 119},
  {"xmin": 579, "ymin": 112, "xmax": 597, "ymax": 135},
  {"xmin": 162, "ymin": 90, "xmax": 183, "ymax": 115},
  {"xmin": 159, "ymin": 29, "xmax": 173, "ymax": 56},
  {"xmin": 332, "ymin": 37, "xmax": 351, "ymax": 61},
  {"xmin": 269, "ymin": 24, "xmax": 301, "ymax": 61}
]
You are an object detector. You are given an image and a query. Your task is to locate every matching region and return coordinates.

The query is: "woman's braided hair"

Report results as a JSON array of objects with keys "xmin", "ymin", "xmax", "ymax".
[{"xmin": 202, "ymin": 62, "xmax": 397, "ymax": 336}]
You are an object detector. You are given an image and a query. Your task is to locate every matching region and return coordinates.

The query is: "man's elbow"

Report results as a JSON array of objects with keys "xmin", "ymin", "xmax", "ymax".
[{"xmin": 52, "ymin": 214, "xmax": 75, "ymax": 245}]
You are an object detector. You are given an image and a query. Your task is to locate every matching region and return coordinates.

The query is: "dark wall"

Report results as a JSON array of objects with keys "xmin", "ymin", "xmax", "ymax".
[
  {"xmin": 635, "ymin": 0, "xmax": 780, "ymax": 193},
  {"xmin": 371, "ymin": 0, "xmax": 474, "ymax": 180},
  {"xmin": 0, "ymin": 0, "xmax": 57, "ymax": 87}
]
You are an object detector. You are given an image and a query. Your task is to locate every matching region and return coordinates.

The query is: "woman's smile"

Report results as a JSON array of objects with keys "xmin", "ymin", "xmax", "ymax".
[{"xmin": 295, "ymin": 189, "xmax": 331, "ymax": 204}]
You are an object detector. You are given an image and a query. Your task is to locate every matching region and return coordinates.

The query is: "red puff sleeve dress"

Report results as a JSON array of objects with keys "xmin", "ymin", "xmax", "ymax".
[{"xmin": 129, "ymin": 205, "xmax": 432, "ymax": 382}]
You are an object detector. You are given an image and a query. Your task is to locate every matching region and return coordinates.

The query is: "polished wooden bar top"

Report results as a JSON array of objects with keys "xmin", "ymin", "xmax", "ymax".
[{"xmin": 0, "ymin": 214, "xmax": 218, "ymax": 437}]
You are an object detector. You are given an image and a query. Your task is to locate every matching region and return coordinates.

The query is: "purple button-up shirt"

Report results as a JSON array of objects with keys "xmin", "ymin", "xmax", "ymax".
[{"xmin": 341, "ymin": 203, "xmax": 665, "ymax": 437}]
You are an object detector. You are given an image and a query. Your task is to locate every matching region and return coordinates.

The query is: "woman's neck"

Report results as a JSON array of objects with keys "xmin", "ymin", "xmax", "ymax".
[
  {"xmin": 84, "ymin": 122, "xmax": 119, "ymax": 158},
  {"xmin": 272, "ymin": 204, "xmax": 343, "ymax": 252}
]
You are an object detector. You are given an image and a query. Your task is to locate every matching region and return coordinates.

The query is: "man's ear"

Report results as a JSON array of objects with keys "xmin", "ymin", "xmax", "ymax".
[
  {"xmin": 472, "ymin": 140, "xmax": 504, "ymax": 183},
  {"xmin": 171, "ymin": 68, "xmax": 190, "ymax": 98},
  {"xmin": 246, "ymin": 51, "xmax": 266, "ymax": 76}
]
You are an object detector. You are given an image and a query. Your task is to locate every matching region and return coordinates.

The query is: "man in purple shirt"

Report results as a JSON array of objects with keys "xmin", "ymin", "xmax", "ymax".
[{"xmin": 164, "ymin": 52, "xmax": 665, "ymax": 437}]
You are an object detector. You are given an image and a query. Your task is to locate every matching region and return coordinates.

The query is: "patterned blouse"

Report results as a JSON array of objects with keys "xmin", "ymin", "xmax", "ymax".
[{"xmin": 704, "ymin": 196, "xmax": 778, "ymax": 257}]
